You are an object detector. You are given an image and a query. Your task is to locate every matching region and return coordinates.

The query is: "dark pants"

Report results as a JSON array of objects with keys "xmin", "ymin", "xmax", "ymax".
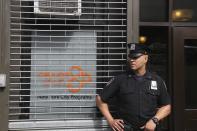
[{"xmin": 123, "ymin": 122, "xmax": 161, "ymax": 131}]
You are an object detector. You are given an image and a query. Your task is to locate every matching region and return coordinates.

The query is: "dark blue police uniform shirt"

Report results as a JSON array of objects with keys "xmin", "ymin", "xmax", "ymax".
[{"xmin": 99, "ymin": 71, "xmax": 171, "ymax": 128}]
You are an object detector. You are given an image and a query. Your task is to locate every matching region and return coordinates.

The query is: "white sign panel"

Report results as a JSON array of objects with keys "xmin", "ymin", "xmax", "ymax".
[
  {"xmin": 0, "ymin": 74, "xmax": 6, "ymax": 87},
  {"xmin": 30, "ymin": 31, "xmax": 97, "ymax": 119}
]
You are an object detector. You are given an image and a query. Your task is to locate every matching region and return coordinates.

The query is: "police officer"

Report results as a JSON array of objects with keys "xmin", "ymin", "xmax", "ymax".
[{"xmin": 96, "ymin": 43, "xmax": 171, "ymax": 131}]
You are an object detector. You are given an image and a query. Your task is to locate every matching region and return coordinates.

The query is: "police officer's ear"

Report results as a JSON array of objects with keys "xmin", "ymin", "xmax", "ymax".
[{"xmin": 144, "ymin": 55, "xmax": 148, "ymax": 62}]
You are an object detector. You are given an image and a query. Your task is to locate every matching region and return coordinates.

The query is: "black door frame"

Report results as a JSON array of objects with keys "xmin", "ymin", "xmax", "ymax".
[{"xmin": 173, "ymin": 27, "xmax": 197, "ymax": 131}]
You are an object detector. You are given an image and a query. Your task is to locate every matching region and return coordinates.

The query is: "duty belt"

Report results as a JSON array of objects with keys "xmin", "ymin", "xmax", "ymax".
[
  {"xmin": 123, "ymin": 121, "xmax": 161, "ymax": 131},
  {"xmin": 123, "ymin": 121, "xmax": 144, "ymax": 131}
]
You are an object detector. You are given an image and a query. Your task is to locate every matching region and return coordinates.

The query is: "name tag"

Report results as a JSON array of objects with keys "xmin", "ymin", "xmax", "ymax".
[{"xmin": 151, "ymin": 81, "xmax": 157, "ymax": 90}]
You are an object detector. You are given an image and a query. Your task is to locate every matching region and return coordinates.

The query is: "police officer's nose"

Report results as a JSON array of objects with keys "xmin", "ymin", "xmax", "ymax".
[
  {"xmin": 130, "ymin": 59, "xmax": 135, "ymax": 62},
  {"xmin": 127, "ymin": 58, "xmax": 135, "ymax": 63}
]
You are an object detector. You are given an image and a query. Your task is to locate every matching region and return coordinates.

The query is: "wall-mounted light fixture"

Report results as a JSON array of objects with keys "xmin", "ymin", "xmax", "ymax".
[
  {"xmin": 139, "ymin": 36, "xmax": 147, "ymax": 44},
  {"xmin": 172, "ymin": 9, "xmax": 193, "ymax": 21}
]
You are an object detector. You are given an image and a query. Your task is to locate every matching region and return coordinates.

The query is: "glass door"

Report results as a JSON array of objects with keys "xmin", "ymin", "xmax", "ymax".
[{"xmin": 173, "ymin": 27, "xmax": 197, "ymax": 131}]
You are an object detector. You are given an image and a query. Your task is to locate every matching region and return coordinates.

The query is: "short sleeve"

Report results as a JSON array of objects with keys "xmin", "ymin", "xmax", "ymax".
[
  {"xmin": 158, "ymin": 79, "xmax": 171, "ymax": 106},
  {"xmin": 99, "ymin": 76, "xmax": 120, "ymax": 103}
]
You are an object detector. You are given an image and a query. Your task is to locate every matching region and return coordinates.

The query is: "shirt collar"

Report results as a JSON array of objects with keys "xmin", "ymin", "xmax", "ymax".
[
  {"xmin": 127, "ymin": 70, "xmax": 152, "ymax": 80},
  {"xmin": 143, "ymin": 71, "xmax": 152, "ymax": 80}
]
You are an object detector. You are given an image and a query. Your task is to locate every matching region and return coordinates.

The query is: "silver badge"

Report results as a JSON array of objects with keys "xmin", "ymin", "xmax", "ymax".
[
  {"xmin": 130, "ymin": 44, "xmax": 135, "ymax": 50},
  {"xmin": 151, "ymin": 80, "xmax": 157, "ymax": 90}
]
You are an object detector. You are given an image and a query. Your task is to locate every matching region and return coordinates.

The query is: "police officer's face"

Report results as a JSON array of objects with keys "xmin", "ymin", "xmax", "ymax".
[{"xmin": 128, "ymin": 54, "xmax": 148, "ymax": 71}]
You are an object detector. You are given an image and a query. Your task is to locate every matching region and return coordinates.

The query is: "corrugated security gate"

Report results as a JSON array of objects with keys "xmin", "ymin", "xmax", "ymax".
[{"xmin": 9, "ymin": 0, "xmax": 127, "ymax": 130}]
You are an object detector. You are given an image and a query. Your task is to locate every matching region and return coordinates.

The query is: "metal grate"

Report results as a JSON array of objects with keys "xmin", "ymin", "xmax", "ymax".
[
  {"xmin": 9, "ymin": 0, "xmax": 127, "ymax": 130},
  {"xmin": 34, "ymin": 0, "xmax": 81, "ymax": 15}
]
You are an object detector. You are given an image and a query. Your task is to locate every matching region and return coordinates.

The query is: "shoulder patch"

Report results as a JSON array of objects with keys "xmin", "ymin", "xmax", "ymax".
[{"xmin": 106, "ymin": 77, "xmax": 115, "ymax": 87}]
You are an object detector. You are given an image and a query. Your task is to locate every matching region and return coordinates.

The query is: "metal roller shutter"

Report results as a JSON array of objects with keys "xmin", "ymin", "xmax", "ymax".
[{"xmin": 9, "ymin": 0, "xmax": 127, "ymax": 130}]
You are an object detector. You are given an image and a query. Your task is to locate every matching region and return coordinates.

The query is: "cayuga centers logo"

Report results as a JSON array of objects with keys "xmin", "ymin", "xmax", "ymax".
[{"xmin": 39, "ymin": 65, "xmax": 92, "ymax": 93}]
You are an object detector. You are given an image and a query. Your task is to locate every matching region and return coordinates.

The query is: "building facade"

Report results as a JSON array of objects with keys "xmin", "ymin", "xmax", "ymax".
[{"xmin": 1, "ymin": 0, "xmax": 197, "ymax": 131}]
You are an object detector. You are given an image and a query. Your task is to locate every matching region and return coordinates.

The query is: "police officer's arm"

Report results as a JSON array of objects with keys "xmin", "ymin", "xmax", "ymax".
[
  {"xmin": 96, "ymin": 77, "xmax": 124, "ymax": 131},
  {"xmin": 154, "ymin": 79, "xmax": 171, "ymax": 121},
  {"xmin": 143, "ymin": 80, "xmax": 171, "ymax": 131},
  {"xmin": 96, "ymin": 96, "xmax": 124, "ymax": 131},
  {"xmin": 96, "ymin": 95, "xmax": 114, "ymax": 122},
  {"xmin": 154, "ymin": 104, "xmax": 171, "ymax": 121},
  {"xmin": 144, "ymin": 104, "xmax": 171, "ymax": 131}
]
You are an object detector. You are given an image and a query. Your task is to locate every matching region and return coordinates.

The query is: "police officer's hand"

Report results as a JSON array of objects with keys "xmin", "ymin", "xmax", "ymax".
[
  {"xmin": 109, "ymin": 119, "xmax": 124, "ymax": 131},
  {"xmin": 141, "ymin": 119, "xmax": 156, "ymax": 131}
]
